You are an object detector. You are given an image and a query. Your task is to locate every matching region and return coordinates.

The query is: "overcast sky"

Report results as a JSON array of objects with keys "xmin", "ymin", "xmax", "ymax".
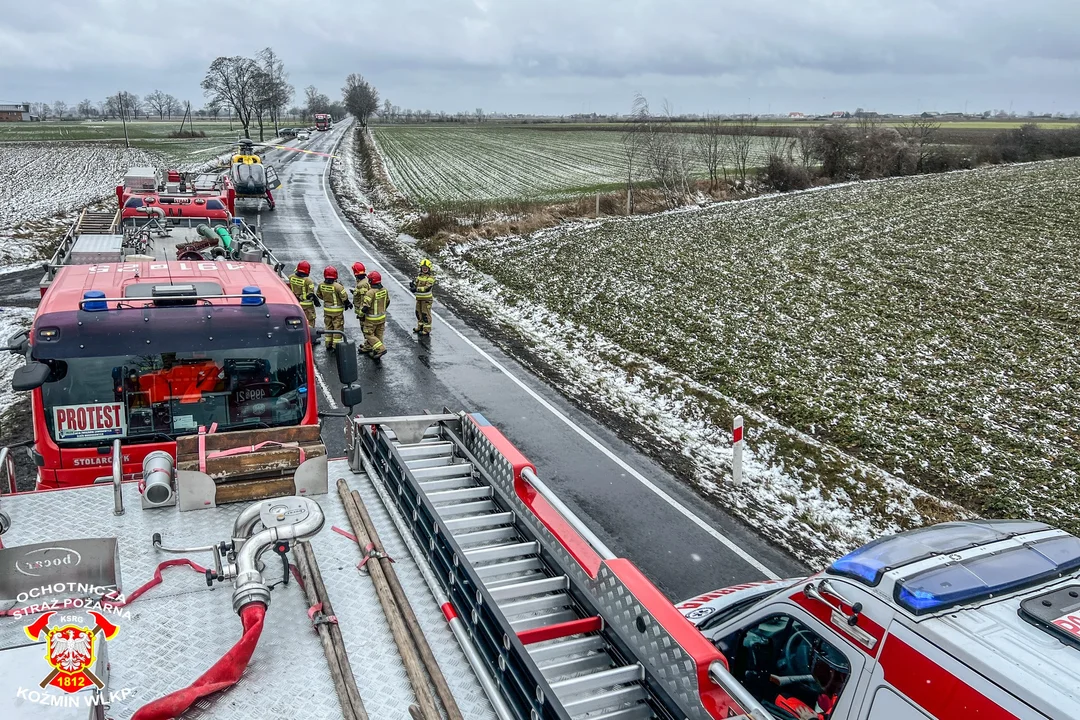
[{"xmin": 3, "ymin": 0, "xmax": 1077, "ymax": 116}]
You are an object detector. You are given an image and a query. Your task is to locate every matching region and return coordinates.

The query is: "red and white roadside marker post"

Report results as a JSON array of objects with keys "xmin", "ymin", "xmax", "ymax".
[{"xmin": 732, "ymin": 415, "xmax": 744, "ymax": 486}]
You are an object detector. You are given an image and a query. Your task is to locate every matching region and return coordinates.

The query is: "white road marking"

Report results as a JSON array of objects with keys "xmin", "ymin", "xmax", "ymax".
[
  {"xmin": 313, "ymin": 366, "xmax": 338, "ymax": 409},
  {"xmin": 317, "ymin": 126, "xmax": 780, "ymax": 580}
]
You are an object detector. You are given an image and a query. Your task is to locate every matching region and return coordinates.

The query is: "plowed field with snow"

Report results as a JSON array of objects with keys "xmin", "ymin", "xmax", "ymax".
[
  {"xmin": 372, "ymin": 126, "xmax": 771, "ymax": 205},
  {"xmin": 438, "ymin": 158, "xmax": 1080, "ymax": 562},
  {"xmin": 0, "ymin": 143, "xmax": 159, "ymax": 264}
]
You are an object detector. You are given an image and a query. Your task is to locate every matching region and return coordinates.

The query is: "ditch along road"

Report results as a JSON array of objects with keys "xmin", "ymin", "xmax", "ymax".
[{"xmin": 242, "ymin": 122, "xmax": 805, "ymax": 600}]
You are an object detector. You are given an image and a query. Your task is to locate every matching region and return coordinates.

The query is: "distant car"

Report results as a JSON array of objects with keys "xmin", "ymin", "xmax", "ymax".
[
  {"xmin": 279, "ymin": 128, "xmax": 297, "ymax": 138},
  {"xmin": 297, "ymin": 131, "xmax": 310, "ymax": 141}
]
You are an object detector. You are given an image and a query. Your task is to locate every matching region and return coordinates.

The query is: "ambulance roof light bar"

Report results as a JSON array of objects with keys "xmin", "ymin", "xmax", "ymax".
[
  {"xmin": 895, "ymin": 533, "xmax": 1080, "ymax": 615},
  {"xmin": 828, "ymin": 519, "xmax": 1053, "ymax": 586}
]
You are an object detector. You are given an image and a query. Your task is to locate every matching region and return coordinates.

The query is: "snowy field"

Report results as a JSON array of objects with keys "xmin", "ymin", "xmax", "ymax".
[
  {"xmin": 432, "ymin": 158, "xmax": 1080, "ymax": 563},
  {"xmin": 373, "ymin": 126, "xmax": 772, "ymax": 205},
  {"xmin": 0, "ymin": 143, "xmax": 163, "ymax": 264}
]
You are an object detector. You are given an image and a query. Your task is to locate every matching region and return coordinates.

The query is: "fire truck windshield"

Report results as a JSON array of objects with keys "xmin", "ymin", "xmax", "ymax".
[
  {"xmin": 31, "ymin": 304, "xmax": 311, "ymax": 447},
  {"xmin": 40, "ymin": 345, "xmax": 308, "ymax": 446}
]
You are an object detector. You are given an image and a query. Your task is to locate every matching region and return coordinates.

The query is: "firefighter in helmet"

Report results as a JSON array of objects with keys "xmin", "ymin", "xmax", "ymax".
[
  {"xmin": 351, "ymin": 262, "xmax": 370, "ymax": 325},
  {"xmin": 359, "ymin": 270, "xmax": 389, "ymax": 359},
  {"xmin": 409, "ymin": 258, "xmax": 436, "ymax": 335},
  {"xmin": 288, "ymin": 260, "xmax": 319, "ymax": 327},
  {"xmin": 316, "ymin": 266, "xmax": 350, "ymax": 352}
]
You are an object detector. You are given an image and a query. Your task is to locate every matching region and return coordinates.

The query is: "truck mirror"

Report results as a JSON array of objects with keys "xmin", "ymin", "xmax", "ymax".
[
  {"xmin": 11, "ymin": 362, "xmax": 50, "ymax": 392},
  {"xmin": 5, "ymin": 330, "xmax": 28, "ymax": 357},
  {"xmin": 340, "ymin": 383, "xmax": 363, "ymax": 410},
  {"xmin": 336, "ymin": 341, "xmax": 359, "ymax": 386}
]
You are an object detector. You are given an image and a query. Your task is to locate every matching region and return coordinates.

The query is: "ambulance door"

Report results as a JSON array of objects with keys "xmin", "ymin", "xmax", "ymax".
[
  {"xmin": 864, "ymin": 687, "xmax": 932, "ymax": 719},
  {"xmin": 706, "ymin": 602, "xmax": 868, "ymax": 720}
]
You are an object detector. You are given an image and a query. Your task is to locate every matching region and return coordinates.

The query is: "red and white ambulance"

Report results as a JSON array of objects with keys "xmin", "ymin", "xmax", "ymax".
[{"xmin": 678, "ymin": 520, "xmax": 1080, "ymax": 719}]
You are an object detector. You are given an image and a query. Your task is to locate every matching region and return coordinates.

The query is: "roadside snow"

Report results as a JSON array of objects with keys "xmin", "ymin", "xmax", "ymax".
[{"xmin": 0, "ymin": 307, "xmax": 35, "ymax": 415}]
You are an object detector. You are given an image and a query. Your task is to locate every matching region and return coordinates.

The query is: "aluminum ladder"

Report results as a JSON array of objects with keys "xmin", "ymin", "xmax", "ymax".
[{"xmin": 354, "ymin": 414, "xmax": 667, "ymax": 720}]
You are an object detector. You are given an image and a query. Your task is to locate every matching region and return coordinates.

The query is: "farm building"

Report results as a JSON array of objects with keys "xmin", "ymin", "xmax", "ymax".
[{"xmin": 0, "ymin": 103, "xmax": 33, "ymax": 121}]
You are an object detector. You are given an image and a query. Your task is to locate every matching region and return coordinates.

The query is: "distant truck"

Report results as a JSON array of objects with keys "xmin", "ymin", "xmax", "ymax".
[{"xmin": 314, "ymin": 114, "xmax": 332, "ymax": 131}]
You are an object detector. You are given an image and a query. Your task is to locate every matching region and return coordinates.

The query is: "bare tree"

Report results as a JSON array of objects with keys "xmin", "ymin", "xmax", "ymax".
[
  {"xmin": 794, "ymin": 127, "xmax": 815, "ymax": 169},
  {"xmin": 475, "ymin": 107, "xmax": 484, "ymax": 123},
  {"xmin": 342, "ymin": 73, "xmax": 379, "ymax": 127},
  {"xmin": 164, "ymin": 94, "xmax": 180, "ymax": 120},
  {"xmin": 202, "ymin": 56, "xmax": 260, "ymax": 138},
  {"xmin": 900, "ymin": 116, "xmax": 940, "ymax": 172},
  {"xmin": 53, "ymin": 101, "xmax": 67, "ymax": 119},
  {"xmin": 621, "ymin": 103, "xmax": 643, "ymax": 214},
  {"xmin": 695, "ymin": 114, "xmax": 725, "ymax": 190},
  {"xmin": 258, "ymin": 47, "xmax": 292, "ymax": 133},
  {"xmin": 812, "ymin": 124, "xmax": 857, "ymax": 179},
  {"xmin": 77, "ymin": 99, "xmax": 94, "ymax": 118},
  {"xmin": 728, "ymin": 116, "xmax": 758, "ymax": 187},
  {"xmin": 144, "ymin": 90, "xmax": 168, "ymax": 119},
  {"xmin": 634, "ymin": 95, "xmax": 693, "ymax": 208},
  {"xmin": 304, "ymin": 85, "xmax": 331, "ymax": 120}
]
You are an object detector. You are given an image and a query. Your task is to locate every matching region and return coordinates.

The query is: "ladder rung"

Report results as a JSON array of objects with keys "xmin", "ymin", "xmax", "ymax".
[
  {"xmin": 454, "ymin": 526, "xmax": 519, "ymax": 547},
  {"xmin": 529, "ymin": 635, "xmax": 608, "ymax": 663},
  {"xmin": 490, "ymin": 575, "xmax": 568, "ymax": 602},
  {"xmin": 428, "ymin": 486, "xmax": 492, "ymax": 504},
  {"xmin": 408, "ymin": 456, "xmax": 456, "ymax": 469},
  {"xmin": 500, "ymin": 593, "xmax": 572, "ymax": 617},
  {"xmin": 398, "ymin": 442, "xmax": 454, "ymax": 459},
  {"xmin": 444, "ymin": 511, "xmax": 514, "ymax": 532},
  {"xmin": 582, "ymin": 702, "xmax": 655, "ymax": 720},
  {"xmin": 385, "ymin": 426, "xmax": 443, "ymax": 442},
  {"xmin": 413, "ymin": 463, "xmax": 474, "ymax": 480},
  {"xmin": 437, "ymin": 500, "xmax": 498, "ymax": 518},
  {"xmin": 464, "ymin": 541, "xmax": 538, "ymax": 564},
  {"xmin": 519, "ymin": 616, "xmax": 604, "ymax": 647},
  {"xmin": 540, "ymin": 652, "xmax": 613, "ymax": 681},
  {"xmin": 510, "ymin": 608, "xmax": 579, "ymax": 632},
  {"xmin": 486, "ymin": 570, "xmax": 547, "ymax": 588},
  {"xmin": 475, "ymin": 557, "xmax": 544, "ymax": 580},
  {"xmin": 420, "ymin": 477, "xmax": 476, "ymax": 492},
  {"xmin": 552, "ymin": 664, "xmax": 644, "ymax": 698},
  {"xmin": 562, "ymin": 685, "xmax": 649, "ymax": 716}
]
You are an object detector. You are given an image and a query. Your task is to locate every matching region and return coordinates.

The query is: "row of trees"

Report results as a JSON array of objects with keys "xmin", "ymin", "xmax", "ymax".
[{"xmin": 200, "ymin": 48, "xmax": 293, "ymax": 140}]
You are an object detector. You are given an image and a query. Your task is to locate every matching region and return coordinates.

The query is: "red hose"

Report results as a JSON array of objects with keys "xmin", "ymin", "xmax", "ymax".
[{"xmin": 131, "ymin": 602, "xmax": 266, "ymax": 720}]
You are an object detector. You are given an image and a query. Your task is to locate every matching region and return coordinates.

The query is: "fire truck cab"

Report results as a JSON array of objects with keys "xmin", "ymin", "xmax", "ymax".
[
  {"xmin": 12, "ymin": 261, "xmax": 325, "ymax": 490},
  {"xmin": 678, "ymin": 521, "xmax": 1080, "ymax": 719}
]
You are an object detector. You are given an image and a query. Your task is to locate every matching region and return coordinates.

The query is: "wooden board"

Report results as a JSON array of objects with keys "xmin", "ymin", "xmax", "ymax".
[
  {"xmin": 176, "ymin": 425, "xmax": 323, "ymax": 456},
  {"xmin": 214, "ymin": 477, "xmax": 296, "ymax": 505},
  {"xmin": 176, "ymin": 443, "xmax": 326, "ymax": 479}
]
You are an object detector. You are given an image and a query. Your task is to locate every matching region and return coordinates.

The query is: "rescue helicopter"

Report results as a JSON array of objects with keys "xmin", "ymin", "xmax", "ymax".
[{"xmin": 229, "ymin": 139, "xmax": 281, "ymax": 211}]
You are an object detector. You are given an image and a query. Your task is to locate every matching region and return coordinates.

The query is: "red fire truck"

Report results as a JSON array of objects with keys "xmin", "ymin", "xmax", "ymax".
[
  {"xmin": 9, "ymin": 166, "xmax": 346, "ymax": 490},
  {"xmin": 314, "ymin": 113, "xmax": 332, "ymax": 131}
]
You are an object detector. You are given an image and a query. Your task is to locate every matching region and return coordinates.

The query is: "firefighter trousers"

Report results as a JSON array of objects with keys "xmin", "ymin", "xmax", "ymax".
[
  {"xmin": 323, "ymin": 310, "xmax": 345, "ymax": 348},
  {"xmin": 301, "ymin": 304, "xmax": 316, "ymax": 328},
  {"xmin": 361, "ymin": 320, "xmax": 386, "ymax": 356},
  {"xmin": 414, "ymin": 298, "xmax": 433, "ymax": 334}
]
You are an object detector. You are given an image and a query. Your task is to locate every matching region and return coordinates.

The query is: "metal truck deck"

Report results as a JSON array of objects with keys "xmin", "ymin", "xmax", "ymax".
[{"xmin": 0, "ymin": 459, "xmax": 496, "ymax": 719}]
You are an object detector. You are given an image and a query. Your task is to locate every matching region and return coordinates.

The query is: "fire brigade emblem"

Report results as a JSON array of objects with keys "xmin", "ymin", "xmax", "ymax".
[{"xmin": 23, "ymin": 610, "xmax": 118, "ymax": 693}]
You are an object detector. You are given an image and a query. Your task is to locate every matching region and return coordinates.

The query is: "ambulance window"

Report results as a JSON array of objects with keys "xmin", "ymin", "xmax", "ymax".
[
  {"xmin": 721, "ymin": 614, "xmax": 852, "ymax": 719},
  {"xmin": 867, "ymin": 688, "xmax": 932, "ymax": 719}
]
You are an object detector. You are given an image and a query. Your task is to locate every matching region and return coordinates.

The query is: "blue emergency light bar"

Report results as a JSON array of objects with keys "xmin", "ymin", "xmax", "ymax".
[
  {"xmin": 828, "ymin": 520, "xmax": 1052, "ymax": 586},
  {"xmin": 896, "ymin": 534, "xmax": 1080, "ymax": 615}
]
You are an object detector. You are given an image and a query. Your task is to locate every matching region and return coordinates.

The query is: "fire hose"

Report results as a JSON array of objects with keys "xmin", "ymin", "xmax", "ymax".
[{"xmin": 132, "ymin": 497, "xmax": 325, "ymax": 720}]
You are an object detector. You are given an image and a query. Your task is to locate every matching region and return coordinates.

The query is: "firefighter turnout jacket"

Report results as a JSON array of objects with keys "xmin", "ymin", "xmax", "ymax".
[{"xmin": 289, "ymin": 273, "xmax": 318, "ymax": 323}]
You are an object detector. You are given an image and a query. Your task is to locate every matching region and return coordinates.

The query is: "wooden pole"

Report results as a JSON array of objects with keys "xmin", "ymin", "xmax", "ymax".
[
  {"xmin": 346, "ymin": 484, "xmax": 466, "ymax": 720},
  {"xmin": 294, "ymin": 542, "xmax": 368, "ymax": 720},
  {"xmin": 336, "ymin": 480, "xmax": 441, "ymax": 720}
]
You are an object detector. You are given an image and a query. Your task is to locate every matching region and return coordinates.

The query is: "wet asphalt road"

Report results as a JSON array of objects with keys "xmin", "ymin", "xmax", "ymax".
[{"xmin": 242, "ymin": 123, "xmax": 806, "ymax": 600}]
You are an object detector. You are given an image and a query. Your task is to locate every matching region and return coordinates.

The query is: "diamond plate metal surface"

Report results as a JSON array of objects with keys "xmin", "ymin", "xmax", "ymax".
[
  {"xmin": 461, "ymin": 418, "xmax": 710, "ymax": 720},
  {"xmin": 0, "ymin": 461, "xmax": 496, "ymax": 720}
]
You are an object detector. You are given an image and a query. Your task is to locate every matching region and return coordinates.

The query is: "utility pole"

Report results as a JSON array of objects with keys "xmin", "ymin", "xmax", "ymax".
[{"xmin": 117, "ymin": 92, "xmax": 130, "ymax": 148}]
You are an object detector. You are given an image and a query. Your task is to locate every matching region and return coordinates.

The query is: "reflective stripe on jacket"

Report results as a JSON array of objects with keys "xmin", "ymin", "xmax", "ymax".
[
  {"xmin": 317, "ymin": 282, "xmax": 348, "ymax": 312},
  {"xmin": 289, "ymin": 275, "xmax": 315, "ymax": 307},
  {"xmin": 362, "ymin": 287, "xmax": 389, "ymax": 322},
  {"xmin": 414, "ymin": 273, "xmax": 436, "ymax": 299}
]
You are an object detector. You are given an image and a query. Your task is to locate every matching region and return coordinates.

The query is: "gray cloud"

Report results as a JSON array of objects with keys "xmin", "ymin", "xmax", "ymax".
[{"xmin": 2, "ymin": 0, "xmax": 1077, "ymax": 114}]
